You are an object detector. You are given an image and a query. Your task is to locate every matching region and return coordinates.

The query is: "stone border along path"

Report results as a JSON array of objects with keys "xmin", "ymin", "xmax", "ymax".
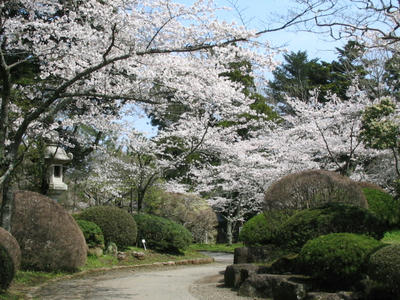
[{"xmin": 25, "ymin": 257, "xmax": 214, "ymax": 299}]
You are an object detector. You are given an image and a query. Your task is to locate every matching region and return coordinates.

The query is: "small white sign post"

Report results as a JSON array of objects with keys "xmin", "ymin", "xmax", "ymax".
[{"xmin": 142, "ymin": 239, "xmax": 147, "ymax": 251}]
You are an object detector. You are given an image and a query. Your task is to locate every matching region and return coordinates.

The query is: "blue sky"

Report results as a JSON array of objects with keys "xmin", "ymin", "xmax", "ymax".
[
  {"xmin": 214, "ymin": 0, "xmax": 344, "ymax": 61},
  {"xmin": 134, "ymin": 0, "xmax": 344, "ymax": 134}
]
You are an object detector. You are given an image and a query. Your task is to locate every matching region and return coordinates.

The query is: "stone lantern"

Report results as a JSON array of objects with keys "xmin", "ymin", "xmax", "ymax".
[{"xmin": 45, "ymin": 144, "xmax": 73, "ymax": 202}]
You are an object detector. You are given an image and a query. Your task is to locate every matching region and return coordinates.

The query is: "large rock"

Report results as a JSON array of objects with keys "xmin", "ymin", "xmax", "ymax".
[
  {"xmin": 11, "ymin": 191, "xmax": 87, "ymax": 271},
  {"xmin": 0, "ymin": 227, "xmax": 21, "ymax": 289},
  {"xmin": 224, "ymin": 264, "xmax": 261, "ymax": 288},
  {"xmin": 234, "ymin": 245, "xmax": 282, "ymax": 264},
  {"xmin": 238, "ymin": 273, "xmax": 310, "ymax": 300}
]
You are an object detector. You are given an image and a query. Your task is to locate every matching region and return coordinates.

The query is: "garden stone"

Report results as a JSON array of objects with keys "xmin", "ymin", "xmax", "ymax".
[
  {"xmin": 234, "ymin": 247, "xmax": 249, "ymax": 264},
  {"xmin": 224, "ymin": 264, "xmax": 260, "ymax": 288},
  {"xmin": 117, "ymin": 251, "xmax": 127, "ymax": 261},
  {"xmin": 305, "ymin": 291, "xmax": 355, "ymax": 300},
  {"xmin": 238, "ymin": 273, "xmax": 309, "ymax": 300},
  {"xmin": 88, "ymin": 247, "xmax": 103, "ymax": 257},
  {"xmin": 131, "ymin": 251, "xmax": 145, "ymax": 260},
  {"xmin": 10, "ymin": 191, "xmax": 87, "ymax": 271},
  {"xmin": 234, "ymin": 245, "xmax": 281, "ymax": 264}
]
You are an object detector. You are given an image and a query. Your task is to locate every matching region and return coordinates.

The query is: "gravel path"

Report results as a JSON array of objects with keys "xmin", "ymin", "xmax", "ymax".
[{"xmin": 31, "ymin": 253, "xmax": 263, "ymax": 300}]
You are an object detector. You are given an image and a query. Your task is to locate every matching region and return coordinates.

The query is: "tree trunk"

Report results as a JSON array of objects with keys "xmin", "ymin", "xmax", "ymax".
[
  {"xmin": 137, "ymin": 189, "xmax": 145, "ymax": 213},
  {"xmin": 129, "ymin": 188, "xmax": 134, "ymax": 214},
  {"xmin": 0, "ymin": 178, "xmax": 12, "ymax": 231},
  {"xmin": 226, "ymin": 219, "xmax": 233, "ymax": 246}
]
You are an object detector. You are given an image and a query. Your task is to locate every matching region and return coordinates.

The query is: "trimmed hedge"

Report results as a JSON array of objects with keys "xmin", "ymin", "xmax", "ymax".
[
  {"xmin": 239, "ymin": 212, "xmax": 290, "ymax": 246},
  {"xmin": 363, "ymin": 187, "xmax": 400, "ymax": 228},
  {"xmin": 134, "ymin": 214, "xmax": 192, "ymax": 253},
  {"xmin": 299, "ymin": 233, "xmax": 383, "ymax": 288},
  {"xmin": 76, "ymin": 206, "xmax": 137, "ymax": 250},
  {"xmin": 11, "ymin": 191, "xmax": 87, "ymax": 272},
  {"xmin": 75, "ymin": 219, "xmax": 105, "ymax": 249},
  {"xmin": 264, "ymin": 169, "xmax": 367, "ymax": 212},
  {"xmin": 368, "ymin": 244, "xmax": 400, "ymax": 296},
  {"xmin": 275, "ymin": 203, "xmax": 385, "ymax": 252}
]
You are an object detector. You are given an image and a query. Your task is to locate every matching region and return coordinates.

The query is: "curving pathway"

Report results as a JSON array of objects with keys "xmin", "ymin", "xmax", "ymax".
[{"xmin": 29, "ymin": 253, "xmax": 262, "ymax": 300}]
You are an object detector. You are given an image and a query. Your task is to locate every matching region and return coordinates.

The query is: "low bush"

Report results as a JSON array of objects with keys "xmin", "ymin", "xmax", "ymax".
[
  {"xmin": 299, "ymin": 233, "xmax": 383, "ymax": 288},
  {"xmin": 239, "ymin": 212, "xmax": 290, "ymax": 246},
  {"xmin": 134, "ymin": 214, "xmax": 192, "ymax": 253},
  {"xmin": 368, "ymin": 244, "xmax": 400, "ymax": 296},
  {"xmin": 76, "ymin": 206, "xmax": 137, "ymax": 250},
  {"xmin": 363, "ymin": 187, "xmax": 400, "ymax": 228},
  {"xmin": 275, "ymin": 203, "xmax": 385, "ymax": 252},
  {"xmin": 75, "ymin": 219, "xmax": 105, "ymax": 249},
  {"xmin": 144, "ymin": 191, "xmax": 218, "ymax": 244}
]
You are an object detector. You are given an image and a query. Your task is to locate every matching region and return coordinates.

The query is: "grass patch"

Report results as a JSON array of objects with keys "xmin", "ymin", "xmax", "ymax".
[
  {"xmin": 1, "ymin": 270, "xmax": 69, "ymax": 300},
  {"xmin": 381, "ymin": 230, "xmax": 400, "ymax": 244},
  {"xmin": 1, "ymin": 246, "xmax": 208, "ymax": 299},
  {"xmin": 189, "ymin": 243, "xmax": 244, "ymax": 253},
  {"xmin": 81, "ymin": 247, "xmax": 207, "ymax": 271}
]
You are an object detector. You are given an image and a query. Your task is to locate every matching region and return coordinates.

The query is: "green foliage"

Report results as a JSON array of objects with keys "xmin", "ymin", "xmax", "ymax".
[
  {"xmin": 360, "ymin": 98, "xmax": 399, "ymax": 150},
  {"xmin": 299, "ymin": 233, "xmax": 383, "ymax": 288},
  {"xmin": 368, "ymin": 244, "xmax": 400, "ymax": 296},
  {"xmin": 75, "ymin": 219, "xmax": 105, "ymax": 249},
  {"xmin": 144, "ymin": 191, "xmax": 217, "ymax": 243},
  {"xmin": 275, "ymin": 203, "xmax": 385, "ymax": 252},
  {"xmin": 381, "ymin": 230, "xmax": 400, "ymax": 244},
  {"xmin": 76, "ymin": 206, "xmax": 137, "ymax": 250},
  {"xmin": 0, "ymin": 246, "xmax": 14, "ymax": 290},
  {"xmin": 133, "ymin": 214, "xmax": 192, "ymax": 253},
  {"xmin": 188, "ymin": 243, "xmax": 244, "ymax": 253},
  {"xmin": 218, "ymin": 59, "xmax": 281, "ymax": 139},
  {"xmin": 239, "ymin": 212, "xmax": 290, "ymax": 246},
  {"xmin": 363, "ymin": 187, "xmax": 400, "ymax": 228},
  {"xmin": 268, "ymin": 51, "xmax": 335, "ymax": 103},
  {"xmin": 267, "ymin": 42, "xmax": 368, "ymax": 104},
  {"xmin": 384, "ymin": 54, "xmax": 400, "ymax": 99}
]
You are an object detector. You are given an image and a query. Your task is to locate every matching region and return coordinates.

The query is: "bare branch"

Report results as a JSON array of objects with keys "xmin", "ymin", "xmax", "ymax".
[{"xmin": 103, "ymin": 24, "xmax": 118, "ymax": 61}]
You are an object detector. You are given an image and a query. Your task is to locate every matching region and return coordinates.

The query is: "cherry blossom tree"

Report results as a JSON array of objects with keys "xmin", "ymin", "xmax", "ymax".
[{"xmin": 0, "ymin": 0, "xmax": 281, "ymax": 228}]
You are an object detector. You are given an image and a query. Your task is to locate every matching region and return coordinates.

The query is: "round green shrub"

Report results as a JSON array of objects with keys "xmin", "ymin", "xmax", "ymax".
[
  {"xmin": 363, "ymin": 187, "xmax": 400, "ymax": 228},
  {"xmin": 76, "ymin": 206, "xmax": 137, "ymax": 250},
  {"xmin": 239, "ymin": 212, "xmax": 290, "ymax": 246},
  {"xmin": 134, "ymin": 214, "xmax": 192, "ymax": 253},
  {"xmin": 368, "ymin": 244, "xmax": 400, "ymax": 295},
  {"xmin": 299, "ymin": 233, "xmax": 383, "ymax": 288},
  {"xmin": 75, "ymin": 219, "xmax": 105, "ymax": 249},
  {"xmin": 0, "ymin": 245, "xmax": 14, "ymax": 290},
  {"xmin": 275, "ymin": 203, "xmax": 385, "ymax": 252}
]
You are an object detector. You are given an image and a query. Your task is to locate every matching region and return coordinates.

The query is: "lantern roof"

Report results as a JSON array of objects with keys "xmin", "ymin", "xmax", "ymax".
[{"xmin": 44, "ymin": 145, "xmax": 73, "ymax": 163}]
